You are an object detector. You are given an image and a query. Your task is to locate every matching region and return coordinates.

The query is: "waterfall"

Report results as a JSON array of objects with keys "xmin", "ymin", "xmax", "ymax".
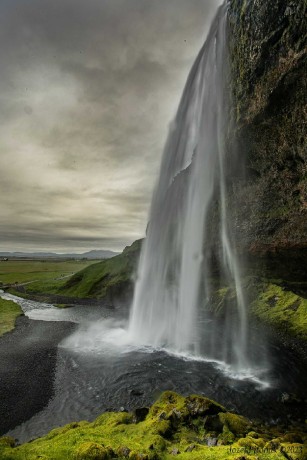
[{"xmin": 128, "ymin": 3, "xmax": 251, "ymax": 371}]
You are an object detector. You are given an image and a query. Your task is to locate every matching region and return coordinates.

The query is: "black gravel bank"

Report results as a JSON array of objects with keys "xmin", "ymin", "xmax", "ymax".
[{"xmin": 0, "ymin": 315, "xmax": 75, "ymax": 436}]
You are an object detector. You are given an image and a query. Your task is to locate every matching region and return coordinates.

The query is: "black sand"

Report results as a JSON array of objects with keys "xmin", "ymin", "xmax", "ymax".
[{"xmin": 0, "ymin": 316, "xmax": 75, "ymax": 435}]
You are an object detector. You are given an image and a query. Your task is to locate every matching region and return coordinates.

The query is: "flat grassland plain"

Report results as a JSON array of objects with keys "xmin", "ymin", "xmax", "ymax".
[
  {"xmin": 0, "ymin": 259, "xmax": 98, "ymax": 292},
  {"xmin": 0, "ymin": 259, "xmax": 98, "ymax": 336}
]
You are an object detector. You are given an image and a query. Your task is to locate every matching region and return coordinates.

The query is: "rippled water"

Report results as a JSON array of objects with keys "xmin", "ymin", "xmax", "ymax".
[{"xmin": 2, "ymin": 292, "xmax": 306, "ymax": 443}]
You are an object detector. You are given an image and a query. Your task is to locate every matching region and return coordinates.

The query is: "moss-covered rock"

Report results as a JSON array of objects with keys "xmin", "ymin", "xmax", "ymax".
[
  {"xmin": 117, "ymin": 445, "xmax": 131, "ymax": 457},
  {"xmin": 219, "ymin": 413, "xmax": 250, "ymax": 436},
  {"xmin": 0, "ymin": 436, "xmax": 15, "ymax": 448},
  {"xmin": 236, "ymin": 435, "xmax": 266, "ymax": 449},
  {"xmin": 280, "ymin": 432, "xmax": 304, "ymax": 444},
  {"xmin": 74, "ymin": 442, "xmax": 110, "ymax": 460},
  {"xmin": 1, "ymin": 392, "xmax": 305, "ymax": 460},
  {"xmin": 251, "ymin": 283, "xmax": 307, "ymax": 340}
]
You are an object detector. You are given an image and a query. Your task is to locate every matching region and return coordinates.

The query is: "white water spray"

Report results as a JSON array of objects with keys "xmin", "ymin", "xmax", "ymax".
[{"xmin": 128, "ymin": 3, "xmax": 252, "ymax": 371}]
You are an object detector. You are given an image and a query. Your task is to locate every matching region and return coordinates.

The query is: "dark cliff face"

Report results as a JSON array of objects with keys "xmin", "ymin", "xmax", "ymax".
[{"xmin": 227, "ymin": 0, "xmax": 306, "ymax": 263}]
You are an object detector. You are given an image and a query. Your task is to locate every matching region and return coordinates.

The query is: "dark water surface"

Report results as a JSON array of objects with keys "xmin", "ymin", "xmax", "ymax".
[{"xmin": 1, "ymin": 293, "xmax": 306, "ymax": 443}]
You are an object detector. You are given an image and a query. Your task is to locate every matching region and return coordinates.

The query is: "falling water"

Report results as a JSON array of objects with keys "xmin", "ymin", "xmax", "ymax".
[{"xmin": 128, "ymin": 3, "xmax": 251, "ymax": 371}]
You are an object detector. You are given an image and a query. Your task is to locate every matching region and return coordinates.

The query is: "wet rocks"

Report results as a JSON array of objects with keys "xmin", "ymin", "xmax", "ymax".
[
  {"xmin": 185, "ymin": 443, "xmax": 196, "ymax": 451},
  {"xmin": 133, "ymin": 407, "xmax": 150, "ymax": 423},
  {"xmin": 227, "ymin": 0, "xmax": 307, "ymax": 255},
  {"xmin": 185, "ymin": 394, "xmax": 226, "ymax": 417},
  {"xmin": 117, "ymin": 446, "xmax": 131, "ymax": 457},
  {"xmin": 204, "ymin": 414, "xmax": 224, "ymax": 433},
  {"xmin": 205, "ymin": 437, "xmax": 218, "ymax": 447},
  {"xmin": 130, "ymin": 389, "xmax": 144, "ymax": 397}
]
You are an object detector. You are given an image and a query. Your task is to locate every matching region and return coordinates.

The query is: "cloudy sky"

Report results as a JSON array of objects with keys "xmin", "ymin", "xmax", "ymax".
[{"xmin": 0, "ymin": 0, "xmax": 220, "ymax": 253}]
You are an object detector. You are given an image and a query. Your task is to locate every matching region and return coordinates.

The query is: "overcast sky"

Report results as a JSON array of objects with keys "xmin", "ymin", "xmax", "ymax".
[{"xmin": 0, "ymin": 0, "xmax": 221, "ymax": 253}]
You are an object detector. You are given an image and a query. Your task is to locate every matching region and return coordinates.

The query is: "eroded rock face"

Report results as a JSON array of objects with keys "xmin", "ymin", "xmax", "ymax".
[{"xmin": 227, "ymin": 0, "xmax": 306, "ymax": 261}]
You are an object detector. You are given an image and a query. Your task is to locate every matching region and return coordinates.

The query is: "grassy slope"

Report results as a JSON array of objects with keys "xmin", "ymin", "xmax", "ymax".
[
  {"xmin": 0, "ymin": 391, "xmax": 305, "ymax": 460},
  {"xmin": 57, "ymin": 239, "xmax": 142, "ymax": 299},
  {"xmin": 0, "ymin": 298, "xmax": 23, "ymax": 336}
]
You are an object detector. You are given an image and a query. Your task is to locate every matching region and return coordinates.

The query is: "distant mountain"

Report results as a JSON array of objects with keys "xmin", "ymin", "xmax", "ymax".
[
  {"xmin": 80, "ymin": 250, "xmax": 120, "ymax": 259},
  {"xmin": 0, "ymin": 249, "xmax": 119, "ymax": 260}
]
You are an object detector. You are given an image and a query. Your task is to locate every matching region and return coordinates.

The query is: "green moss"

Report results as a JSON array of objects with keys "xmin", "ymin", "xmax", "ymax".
[
  {"xmin": 74, "ymin": 442, "xmax": 110, "ymax": 460},
  {"xmin": 217, "ymin": 429, "xmax": 235, "ymax": 445},
  {"xmin": 0, "ymin": 437, "xmax": 15, "ymax": 447},
  {"xmin": 281, "ymin": 433, "xmax": 304, "ymax": 444},
  {"xmin": 0, "ymin": 298, "xmax": 23, "ymax": 336},
  {"xmin": 148, "ymin": 391, "xmax": 187, "ymax": 418},
  {"xmin": 280, "ymin": 443, "xmax": 306, "ymax": 460},
  {"xmin": 251, "ymin": 283, "xmax": 307, "ymax": 340},
  {"xmin": 148, "ymin": 391, "xmax": 225, "ymax": 425},
  {"xmin": 219, "ymin": 413, "xmax": 250, "ymax": 436},
  {"xmin": 0, "ymin": 392, "xmax": 304, "ymax": 460},
  {"xmin": 264, "ymin": 438, "xmax": 281, "ymax": 451},
  {"xmin": 209, "ymin": 287, "xmax": 232, "ymax": 315},
  {"xmin": 185, "ymin": 394, "xmax": 226, "ymax": 416},
  {"xmin": 93, "ymin": 412, "xmax": 133, "ymax": 427},
  {"xmin": 44, "ymin": 421, "xmax": 90, "ymax": 440},
  {"xmin": 236, "ymin": 436, "xmax": 266, "ymax": 449}
]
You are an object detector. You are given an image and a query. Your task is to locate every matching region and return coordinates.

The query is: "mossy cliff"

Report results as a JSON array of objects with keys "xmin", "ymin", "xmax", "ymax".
[
  {"xmin": 251, "ymin": 283, "xmax": 307, "ymax": 341},
  {"xmin": 1, "ymin": 392, "xmax": 306, "ymax": 460},
  {"xmin": 227, "ymin": 0, "xmax": 306, "ymax": 258},
  {"xmin": 210, "ymin": 279, "xmax": 307, "ymax": 352}
]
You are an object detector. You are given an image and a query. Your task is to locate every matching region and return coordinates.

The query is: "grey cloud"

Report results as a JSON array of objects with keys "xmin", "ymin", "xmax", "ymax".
[{"xmin": 0, "ymin": 0, "xmax": 221, "ymax": 252}]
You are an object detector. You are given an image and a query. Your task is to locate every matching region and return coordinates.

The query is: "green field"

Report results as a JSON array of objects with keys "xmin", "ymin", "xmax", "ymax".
[
  {"xmin": 0, "ymin": 259, "xmax": 100, "ymax": 295},
  {"xmin": 0, "ymin": 298, "xmax": 23, "ymax": 336}
]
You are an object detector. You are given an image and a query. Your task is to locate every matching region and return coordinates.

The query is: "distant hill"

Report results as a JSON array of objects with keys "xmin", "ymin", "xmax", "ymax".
[{"xmin": 0, "ymin": 249, "xmax": 119, "ymax": 260}]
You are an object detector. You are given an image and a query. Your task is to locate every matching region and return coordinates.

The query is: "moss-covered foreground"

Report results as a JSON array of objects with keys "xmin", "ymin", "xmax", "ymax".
[
  {"xmin": 1, "ymin": 392, "xmax": 306, "ymax": 460},
  {"xmin": 0, "ymin": 298, "xmax": 23, "ymax": 337}
]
